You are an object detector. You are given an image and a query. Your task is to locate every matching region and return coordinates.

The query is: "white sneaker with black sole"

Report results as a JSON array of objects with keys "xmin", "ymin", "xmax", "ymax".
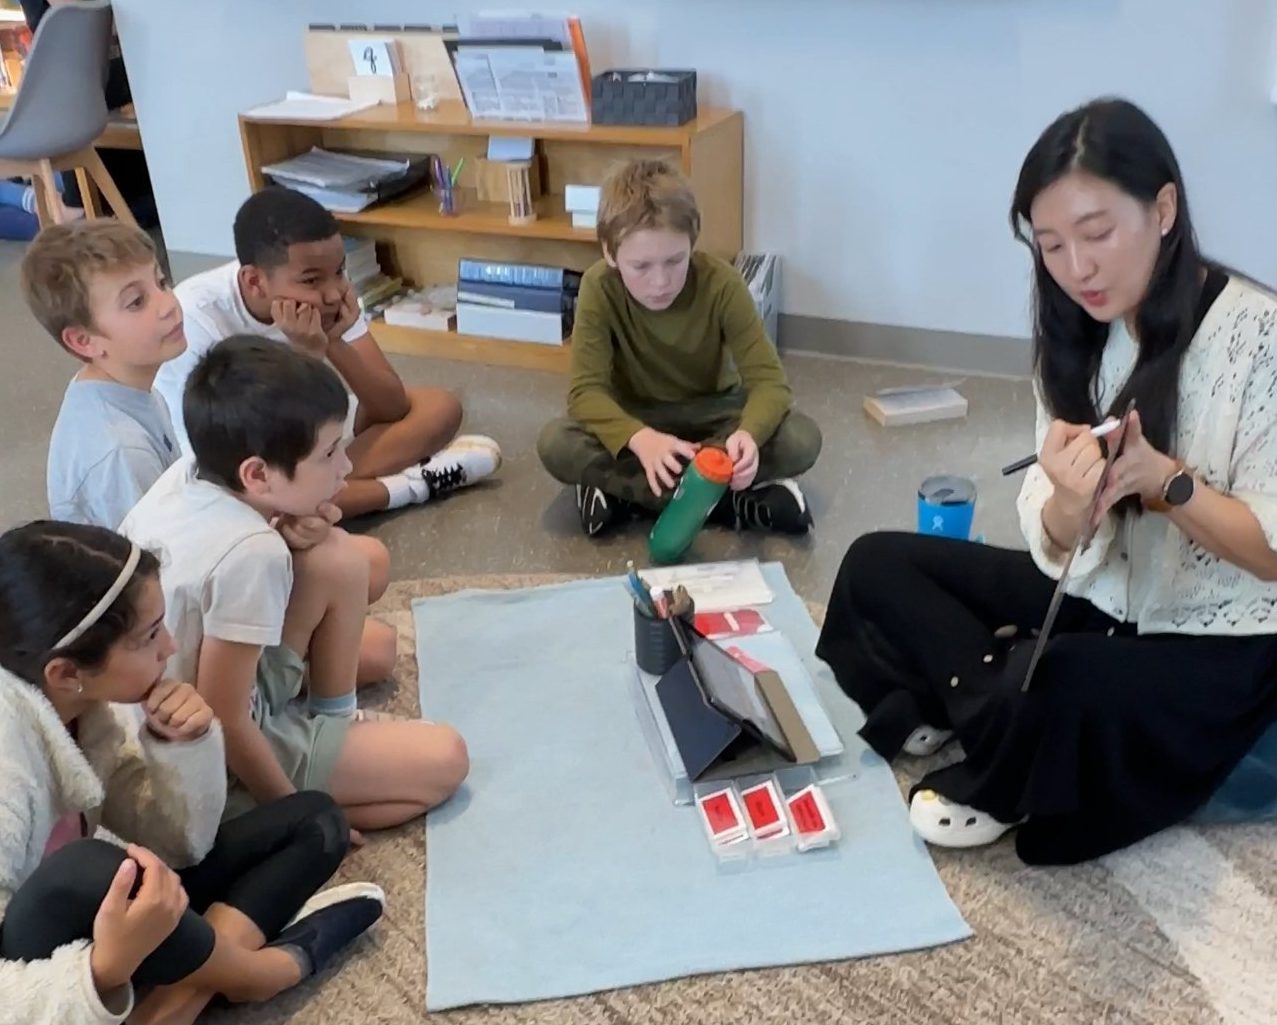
[{"xmin": 404, "ymin": 435, "xmax": 501, "ymax": 501}]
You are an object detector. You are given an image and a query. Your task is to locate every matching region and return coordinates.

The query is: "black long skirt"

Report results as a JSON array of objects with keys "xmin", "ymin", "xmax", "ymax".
[{"xmin": 815, "ymin": 531, "xmax": 1277, "ymax": 865}]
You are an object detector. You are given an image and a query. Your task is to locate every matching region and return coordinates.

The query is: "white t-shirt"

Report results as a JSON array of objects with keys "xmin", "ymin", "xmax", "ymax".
[
  {"xmin": 46, "ymin": 379, "xmax": 178, "ymax": 529},
  {"xmin": 156, "ymin": 260, "xmax": 366, "ymax": 453},
  {"xmin": 119, "ymin": 456, "xmax": 293, "ymax": 686}
]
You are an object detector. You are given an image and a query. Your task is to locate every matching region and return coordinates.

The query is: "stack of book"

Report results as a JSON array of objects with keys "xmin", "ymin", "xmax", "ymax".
[
  {"xmin": 343, "ymin": 237, "xmax": 406, "ymax": 318},
  {"xmin": 262, "ymin": 147, "xmax": 431, "ymax": 213},
  {"xmin": 455, "ymin": 258, "xmax": 581, "ymax": 345},
  {"xmin": 382, "ymin": 286, "xmax": 457, "ymax": 332}
]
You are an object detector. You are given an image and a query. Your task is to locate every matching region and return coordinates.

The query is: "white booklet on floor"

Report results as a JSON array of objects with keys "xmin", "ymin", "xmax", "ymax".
[{"xmin": 641, "ymin": 559, "xmax": 774, "ymax": 612}]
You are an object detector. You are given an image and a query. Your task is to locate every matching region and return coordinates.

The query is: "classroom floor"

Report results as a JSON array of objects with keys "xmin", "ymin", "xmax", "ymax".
[{"xmin": 0, "ymin": 245, "xmax": 1037, "ymax": 601}]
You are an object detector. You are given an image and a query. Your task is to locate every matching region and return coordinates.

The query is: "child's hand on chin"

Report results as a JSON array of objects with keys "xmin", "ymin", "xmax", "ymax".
[
  {"xmin": 273, "ymin": 502, "xmax": 342, "ymax": 551},
  {"xmin": 144, "ymin": 681, "xmax": 214, "ymax": 742}
]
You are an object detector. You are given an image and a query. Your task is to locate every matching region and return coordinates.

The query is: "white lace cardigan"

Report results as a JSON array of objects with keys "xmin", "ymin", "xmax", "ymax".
[{"xmin": 1017, "ymin": 276, "xmax": 1277, "ymax": 635}]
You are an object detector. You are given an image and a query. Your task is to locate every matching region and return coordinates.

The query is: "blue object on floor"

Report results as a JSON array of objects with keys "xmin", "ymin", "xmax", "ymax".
[
  {"xmin": 415, "ymin": 562, "xmax": 971, "ymax": 1011},
  {"xmin": 1194, "ymin": 720, "xmax": 1277, "ymax": 824}
]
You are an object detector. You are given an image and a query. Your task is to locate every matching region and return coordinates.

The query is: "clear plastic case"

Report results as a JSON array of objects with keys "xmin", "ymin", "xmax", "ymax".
[{"xmin": 692, "ymin": 768, "xmax": 841, "ymax": 867}]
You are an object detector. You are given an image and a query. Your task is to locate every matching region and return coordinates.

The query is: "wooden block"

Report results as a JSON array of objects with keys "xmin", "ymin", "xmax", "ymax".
[
  {"xmin": 348, "ymin": 72, "xmax": 411, "ymax": 106},
  {"xmin": 474, "ymin": 157, "xmax": 543, "ymax": 204},
  {"xmin": 863, "ymin": 387, "xmax": 969, "ymax": 428}
]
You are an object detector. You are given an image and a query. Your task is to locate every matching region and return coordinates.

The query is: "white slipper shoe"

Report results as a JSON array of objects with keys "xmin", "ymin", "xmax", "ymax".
[
  {"xmin": 909, "ymin": 789, "xmax": 1017, "ymax": 848},
  {"xmin": 902, "ymin": 725, "xmax": 955, "ymax": 757}
]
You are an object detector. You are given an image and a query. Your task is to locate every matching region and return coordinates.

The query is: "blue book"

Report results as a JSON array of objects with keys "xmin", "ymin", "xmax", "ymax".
[
  {"xmin": 456, "ymin": 280, "xmax": 575, "ymax": 315},
  {"xmin": 458, "ymin": 258, "xmax": 582, "ymax": 291}
]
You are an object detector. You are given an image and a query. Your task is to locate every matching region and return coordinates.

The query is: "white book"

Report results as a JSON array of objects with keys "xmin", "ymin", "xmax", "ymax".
[{"xmin": 456, "ymin": 303, "xmax": 565, "ymax": 345}]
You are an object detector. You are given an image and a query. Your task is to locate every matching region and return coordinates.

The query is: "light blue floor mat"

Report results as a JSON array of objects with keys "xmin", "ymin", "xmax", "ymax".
[{"xmin": 415, "ymin": 563, "xmax": 969, "ymax": 1010}]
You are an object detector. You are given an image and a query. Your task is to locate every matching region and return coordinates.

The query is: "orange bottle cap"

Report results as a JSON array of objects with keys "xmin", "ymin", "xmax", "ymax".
[{"xmin": 693, "ymin": 447, "xmax": 734, "ymax": 485}]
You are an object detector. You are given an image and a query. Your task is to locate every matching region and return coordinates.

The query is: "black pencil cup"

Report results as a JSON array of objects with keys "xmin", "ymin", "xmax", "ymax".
[{"xmin": 634, "ymin": 606, "xmax": 685, "ymax": 675}]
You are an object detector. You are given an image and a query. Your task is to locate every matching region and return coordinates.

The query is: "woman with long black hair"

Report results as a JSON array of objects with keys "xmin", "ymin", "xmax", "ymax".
[{"xmin": 817, "ymin": 97, "xmax": 1277, "ymax": 865}]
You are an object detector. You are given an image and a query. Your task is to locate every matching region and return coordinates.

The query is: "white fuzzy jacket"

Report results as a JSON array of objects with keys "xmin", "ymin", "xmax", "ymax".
[
  {"xmin": 0, "ymin": 669, "xmax": 226, "ymax": 1025},
  {"xmin": 1018, "ymin": 276, "xmax": 1277, "ymax": 633}
]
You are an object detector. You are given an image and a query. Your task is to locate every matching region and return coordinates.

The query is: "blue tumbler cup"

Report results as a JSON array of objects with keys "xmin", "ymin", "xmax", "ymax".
[{"xmin": 917, "ymin": 475, "xmax": 977, "ymax": 540}]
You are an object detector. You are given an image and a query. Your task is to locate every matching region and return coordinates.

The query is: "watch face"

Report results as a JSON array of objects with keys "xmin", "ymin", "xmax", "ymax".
[{"xmin": 1165, "ymin": 471, "xmax": 1195, "ymax": 506}]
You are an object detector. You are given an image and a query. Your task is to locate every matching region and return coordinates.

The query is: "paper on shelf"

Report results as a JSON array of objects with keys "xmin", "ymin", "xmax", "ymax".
[
  {"xmin": 243, "ymin": 91, "xmax": 378, "ymax": 122},
  {"xmin": 453, "ymin": 47, "xmax": 587, "ymax": 122},
  {"xmin": 640, "ymin": 560, "xmax": 775, "ymax": 612}
]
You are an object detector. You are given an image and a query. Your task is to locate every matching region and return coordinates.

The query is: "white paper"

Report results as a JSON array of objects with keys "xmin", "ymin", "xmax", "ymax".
[
  {"xmin": 640, "ymin": 560, "xmax": 774, "ymax": 613},
  {"xmin": 460, "ymin": 10, "xmax": 575, "ymax": 48},
  {"xmin": 486, "ymin": 135, "xmax": 536, "ymax": 161},
  {"xmin": 453, "ymin": 47, "xmax": 587, "ymax": 123},
  {"xmin": 243, "ymin": 91, "xmax": 378, "ymax": 122},
  {"xmin": 348, "ymin": 39, "xmax": 397, "ymax": 78}
]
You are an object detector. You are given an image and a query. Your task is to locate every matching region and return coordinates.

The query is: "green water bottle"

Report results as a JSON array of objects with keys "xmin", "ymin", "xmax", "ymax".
[{"xmin": 649, "ymin": 448, "xmax": 734, "ymax": 565}]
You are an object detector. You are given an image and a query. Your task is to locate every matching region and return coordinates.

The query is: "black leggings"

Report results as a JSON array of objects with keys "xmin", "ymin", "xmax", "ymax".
[
  {"xmin": 817, "ymin": 531, "xmax": 1277, "ymax": 864},
  {"xmin": 0, "ymin": 791, "xmax": 348, "ymax": 987}
]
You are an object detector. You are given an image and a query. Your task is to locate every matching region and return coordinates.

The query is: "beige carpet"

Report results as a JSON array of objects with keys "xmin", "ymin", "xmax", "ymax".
[{"xmin": 210, "ymin": 574, "xmax": 1277, "ymax": 1025}]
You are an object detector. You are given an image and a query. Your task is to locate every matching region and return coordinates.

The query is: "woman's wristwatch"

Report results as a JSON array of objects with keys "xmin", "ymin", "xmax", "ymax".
[{"xmin": 1144, "ymin": 464, "xmax": 1195, "ymax": 512}]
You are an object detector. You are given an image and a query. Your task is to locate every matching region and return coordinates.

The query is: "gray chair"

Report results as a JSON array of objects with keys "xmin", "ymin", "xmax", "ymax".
[{"xmin": 0, "ymin": 0, "xmax": 136, "ymax": 227}]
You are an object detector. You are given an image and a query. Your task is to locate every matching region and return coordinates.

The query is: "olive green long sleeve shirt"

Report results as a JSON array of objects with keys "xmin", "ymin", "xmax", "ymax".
[{"xmin": 566, "ymin": 252, "xmax": 793, "ymax": 455}]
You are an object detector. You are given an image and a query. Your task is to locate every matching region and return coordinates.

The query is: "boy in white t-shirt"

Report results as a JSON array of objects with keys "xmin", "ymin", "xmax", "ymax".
[
  {"xmin": 123, "ymin": 335, "xmax": 469, "ymax": 826},
  {"xmin": 155, "ymin": 187, "xmax": 501, "ymax": 519},
  {"xmin": 23, "ymin": 221, "xmax": 184, "ymax": 529}
]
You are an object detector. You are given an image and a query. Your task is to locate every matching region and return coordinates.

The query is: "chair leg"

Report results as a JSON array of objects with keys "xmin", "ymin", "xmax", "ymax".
[
  {"xmin": 77, "ymin": 147, "xmax": 136, "ymax": 226},
  {"xmin": 75, "ymin": 167, "xmax": 103, "ymax": 219},
  {"xmin": 33, "ymin": 161, "xmax": 61, "ymax": 227}
]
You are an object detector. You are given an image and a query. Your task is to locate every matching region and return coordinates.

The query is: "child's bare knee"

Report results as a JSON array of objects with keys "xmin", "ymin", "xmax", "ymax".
[
  {"xmin": 410, "ymin": 386, "xmax": 463, "ymax": 441},
  {"xmin": 431, "ymin": 726, "xmax": 470, "ymax": 793},
  {"xmin": 306, "ymin": 529, "xmax": 371, "ymax": 590},
  {"xmin": 363, "ymin": 619, "xmax": 396, "ymax": 680},
  {"xmin": 364, "ymin": 538, "xmax": 391, "ymax": 600}
]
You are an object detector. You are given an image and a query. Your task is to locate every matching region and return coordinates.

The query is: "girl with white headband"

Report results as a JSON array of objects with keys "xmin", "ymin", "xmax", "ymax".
[{"xmin": 0, "ymin": 521, "xmax": 383, "ymax": 1025}]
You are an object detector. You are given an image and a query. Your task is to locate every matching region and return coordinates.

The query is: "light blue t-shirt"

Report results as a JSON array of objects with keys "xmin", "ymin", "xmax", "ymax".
[{"xmin": 46, "ymin": 378, "xmax": 179, "ymax": 530}]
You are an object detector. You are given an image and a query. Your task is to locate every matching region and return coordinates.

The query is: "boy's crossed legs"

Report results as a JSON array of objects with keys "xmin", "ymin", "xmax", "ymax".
[
  {"xmin": 283, "ymin": 528, "xmax": 469, "ymax": 831},
  {"xmin": 336, "ymin": 387, "xmax": 502, "ymax": 520}
]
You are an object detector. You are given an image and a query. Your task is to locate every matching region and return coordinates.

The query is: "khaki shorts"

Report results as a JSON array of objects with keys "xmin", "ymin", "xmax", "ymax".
[{"xmin": 223, "ymin": 645, "xmax": 352, "ymax": 821}]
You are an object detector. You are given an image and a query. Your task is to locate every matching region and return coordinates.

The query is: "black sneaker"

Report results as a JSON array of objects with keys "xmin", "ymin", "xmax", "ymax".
[
  {"xmin": 576, "ymin": 484, "xmax": 629, "ymax": 537},
  {"xmin": 268, "ymin": 882, "xmax": 384, "ymax": 977},
  {"xmin": 716, "ymin": 479, "xmax": 813, "ymax": 534}
]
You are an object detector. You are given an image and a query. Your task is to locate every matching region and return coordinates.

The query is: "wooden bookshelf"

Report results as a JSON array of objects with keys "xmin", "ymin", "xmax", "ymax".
[{"xmin": 238, "ymin": 103, "xmax": 743, "ymax": 372}]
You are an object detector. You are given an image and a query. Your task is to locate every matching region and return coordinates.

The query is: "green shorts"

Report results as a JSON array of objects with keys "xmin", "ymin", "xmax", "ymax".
[{"xmin": 222, "ymin": 644, "xmax": 353, "ymax": 821}]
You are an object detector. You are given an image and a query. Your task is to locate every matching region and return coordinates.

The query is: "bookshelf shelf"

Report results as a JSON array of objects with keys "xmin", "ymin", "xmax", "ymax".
[
  {"xmin": 334, "ymin": 190, "xmax": 597, "ymax": 242},
  {"xmin": 239, "ymin": 104, "xmax": 743, "ymax": 372},
  {"xmin": 369, "ymin": 319, "xmax": 571, "ymax": 373}
]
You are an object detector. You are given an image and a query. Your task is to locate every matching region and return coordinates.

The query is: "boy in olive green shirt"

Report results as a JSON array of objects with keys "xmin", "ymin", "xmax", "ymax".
[{"xmin": 538, "ymin": 159, "xmax": 822, "ymax": 537}]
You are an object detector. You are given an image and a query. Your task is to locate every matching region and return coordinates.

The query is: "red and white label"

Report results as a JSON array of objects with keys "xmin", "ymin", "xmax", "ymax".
[
  {"xmin": 696, "ymin": 788, "xmax": 746, "ymax": 844},
  {"xmin": 694, "ymin": 609, "xmax": 772, "ymax": 640},
  {"xmin": 724, "ymin": 646, "xmax": 772, "ymax": 676},
  {"xmin": 787, "ymin": 784, "xmax": 832, "ymax": 836},
  {"xmin": 740, "ymin": 780, "xmax": 789, "ymax": 839}
]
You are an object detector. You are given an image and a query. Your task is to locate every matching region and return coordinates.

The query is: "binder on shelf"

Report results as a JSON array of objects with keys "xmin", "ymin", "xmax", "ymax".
[
  {"xmin": 457, "ymin": 280, "xmax": 576, "ymax": 315},
  {"xmin": 458, "ymin": 258, "xmax": 582, "ymax": 291}
]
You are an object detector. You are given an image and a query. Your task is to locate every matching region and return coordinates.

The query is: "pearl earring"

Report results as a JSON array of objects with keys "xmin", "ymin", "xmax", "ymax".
[{"xmin": 76, "ymin": 683, "xmax": 83, "ymax": 695}]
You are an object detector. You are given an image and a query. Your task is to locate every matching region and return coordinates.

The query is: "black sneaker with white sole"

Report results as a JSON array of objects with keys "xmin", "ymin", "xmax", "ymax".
[
  {"xmin": 268, "ymin": 882, "xmax": 385, "ymax": 977},
  {"xmin": 710, "ymin": 479, "xmax": 813, "ymax": 534},
  {"xmin": 576, "ymin": 484, "xmax": 630, "ymax": 537}
]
